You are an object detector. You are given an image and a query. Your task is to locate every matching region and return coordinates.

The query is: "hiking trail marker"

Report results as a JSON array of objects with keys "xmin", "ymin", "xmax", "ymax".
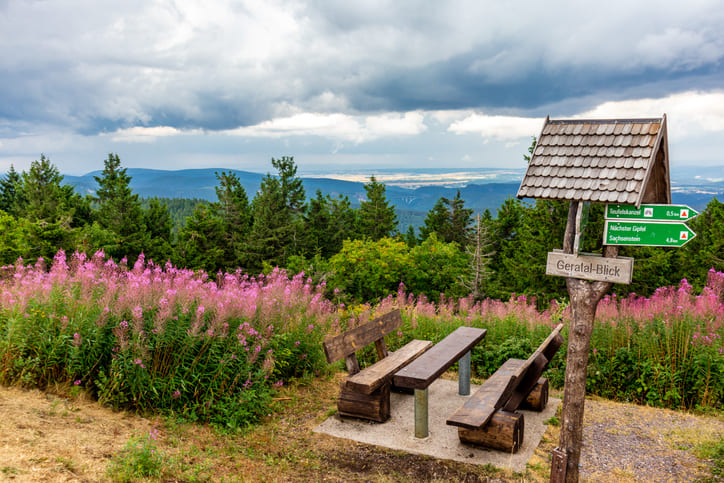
[
  {"xmin": 604, "ymin": 203, "xmax": 699, "ymax": 222},
  {"xmin": 603, "ymin": 204, "xmax": 698, "ymax": 247}
]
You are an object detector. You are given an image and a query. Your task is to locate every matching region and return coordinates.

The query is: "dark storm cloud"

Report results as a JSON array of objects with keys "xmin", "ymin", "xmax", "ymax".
[{"xmin": 1, "ymin": 1, "xmax": 724, "ymax": 173}]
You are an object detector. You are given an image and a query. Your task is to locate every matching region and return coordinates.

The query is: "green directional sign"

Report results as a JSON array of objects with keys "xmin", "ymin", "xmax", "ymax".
[
  {"xmin": 604, "ymin": 220, "xmax": 696, "ymax": 247},
  {"xmin": 605, "ymin": 204, "xmax": 699, "ymax": 222}
]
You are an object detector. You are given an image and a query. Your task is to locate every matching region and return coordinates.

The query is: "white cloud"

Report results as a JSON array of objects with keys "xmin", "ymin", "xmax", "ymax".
[
  {"xmin": 448, "ymin": 114, "xmax": 544, "ymax": 141},
  {"xmin": 102, "ymin": 126, "xmax": 202, "ymax": 143},
  {"xmin": 579, "ymin": 90, "xmax": 724, "ymax": 137},
  {"xmin": 223, "ymin": 111, "xmax": 426, "ymax": 143}
]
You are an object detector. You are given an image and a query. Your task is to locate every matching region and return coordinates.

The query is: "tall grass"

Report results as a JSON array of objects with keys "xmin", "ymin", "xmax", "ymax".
[
  {"xmin": 588, "ymin": 271, "xmax": 723, "ymax": 409},
  {"xmin": 1, "ymin": 251, "xmax": 721, "ymax": 418},
  {"xmin": 0, "ymin": 250, "xmax": 339, "ymax": 428}
]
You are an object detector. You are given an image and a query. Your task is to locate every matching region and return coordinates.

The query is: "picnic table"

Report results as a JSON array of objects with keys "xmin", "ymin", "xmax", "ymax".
[{"xmin": 393, "ymin": 326, "xmax": 487, "ymax": 438}]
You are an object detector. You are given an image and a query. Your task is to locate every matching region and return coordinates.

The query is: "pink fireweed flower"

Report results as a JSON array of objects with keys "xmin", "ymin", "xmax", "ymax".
[
  {"xmin": 74, "ymin": 379, "xmax": 81, "ymax": 386},
  {"xmin": 172, "ymin": 390, "xmax": 181, "ymax": 399}
]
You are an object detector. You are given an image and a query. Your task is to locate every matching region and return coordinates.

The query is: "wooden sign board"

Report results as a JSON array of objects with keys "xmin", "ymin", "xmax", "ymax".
[{"xmin": 546, "ymin": 251, "xmax": 633, "ymax": 284}]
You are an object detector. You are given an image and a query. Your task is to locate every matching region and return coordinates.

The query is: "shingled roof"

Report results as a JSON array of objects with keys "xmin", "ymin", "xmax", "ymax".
[{"xmin": 517, "ymin": 115, "xmax": 671, "ymax": 206}]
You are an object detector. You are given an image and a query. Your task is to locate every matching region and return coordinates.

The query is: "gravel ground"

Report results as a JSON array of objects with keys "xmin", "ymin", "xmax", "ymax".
[{"xmin": 580, "ymin": 397, "xmax": 724, "ymax": 482}]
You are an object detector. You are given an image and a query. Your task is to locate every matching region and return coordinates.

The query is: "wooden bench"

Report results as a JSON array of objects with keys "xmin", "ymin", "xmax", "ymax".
[
  {"xmin": 446, "ymin": 323, "xmax": 564, "ymax": 452},
  {"xmin": 322, "ymin": 309, "xmax": 433, "ymax": 422},
  {"xmin": 393, "ymin": 326, "xmax": 487, "ymax": 438}
]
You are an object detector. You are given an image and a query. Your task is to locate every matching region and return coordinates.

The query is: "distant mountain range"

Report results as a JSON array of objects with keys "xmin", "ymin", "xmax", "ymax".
[
  {"xmin": 63, "ymin": 166, "xmax": 724, "ymax": 230},
  {"xmin": 63, "ymin": 168, "xmax": 525, "ymax": 214}
]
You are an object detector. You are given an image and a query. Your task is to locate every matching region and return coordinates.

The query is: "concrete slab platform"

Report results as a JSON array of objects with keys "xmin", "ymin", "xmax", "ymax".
[{"xmin": 313, "ymin": 378, "xmax": 560, "ymax": 472}]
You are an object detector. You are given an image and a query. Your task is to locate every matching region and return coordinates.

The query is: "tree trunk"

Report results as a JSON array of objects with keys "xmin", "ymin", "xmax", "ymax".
[{"xmin": 555, "ymin": 202, "xmax": 618, "ymax": 482}]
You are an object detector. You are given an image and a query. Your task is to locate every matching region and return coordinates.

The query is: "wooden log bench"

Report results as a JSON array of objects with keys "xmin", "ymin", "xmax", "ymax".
[
  {"xmin": 446, "ymin": 323, "xmax": 564, "ymax": 452},
  {"xmin": 322, "ymin": 309, "xmax": 433, "ymax": 422},
  {"xmin": 393, "ymin": 326, "xmax": 487, "ymax": 438}
]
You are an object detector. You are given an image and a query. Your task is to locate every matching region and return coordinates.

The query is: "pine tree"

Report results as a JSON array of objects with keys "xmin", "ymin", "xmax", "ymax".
[
  {"xmin": 19, "ymin": 155, "xmax": 76, "ymax": 260},
  {"xmin": 497, "ymin": 199, "xmax": 568, "ymax": 302},
  {"xmin": 93, "ymin": 153, "xmax": 148, "ymax": 261},
  {"xmin": 143, "ymin": 198, "xmax": 174, "ymax": 263},
  {"xmin": 420, "ymin": 190, "xmax": 473, "ymax": 246},
  {"xmin": 247, "ymin": 156, "xmax": 306, "ymax": 270},
  {"xmin": 176, "ymin": 203, "xmax": 225, "ymax": 273},
  {"xmin": 448, "ymin": 191, "xmax": 474, "ymax": 246},
  {"xmin": 357, "ymin": 176, "xmax": 397, "ymax": 240},
  {"xmin": 21, "ymin": 155, "xmax": 69, "ymax": 222},
  {"xmin": 420, "ymin": 198, "xmax": 448, "ymax": 241},
  {"xmin": 404, "ymin": 225, "xmax": 418, "ymax": 247},
  {"xmin": 212, "ymin": 171, "xmax": 252, "ymax": 269},
  {"xmin": 0, "ymin": 165, "xmax": 22, "ymax": 216},
  {"xmin": 304, "ymin": 190, "xmax": 356, "ymax": 258}
]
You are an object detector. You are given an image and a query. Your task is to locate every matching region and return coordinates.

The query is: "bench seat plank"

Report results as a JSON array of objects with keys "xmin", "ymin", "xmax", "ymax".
[
  {"xmin": 393, "ymin": 326, "xmax": 487, "ymax": 390},
  {"xmin": 447, "ymin": 358, "xmax": 525, "ymax": 429},
  {"xmin": 344, "ymin": 339, "xmax": 433, "ymax": 395}
]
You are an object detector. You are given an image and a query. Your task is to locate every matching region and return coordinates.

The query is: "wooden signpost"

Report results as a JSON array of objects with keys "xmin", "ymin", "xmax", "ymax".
[{"xmin": 515, "ymin": 116, "xmax": 686, "ymax": 483}]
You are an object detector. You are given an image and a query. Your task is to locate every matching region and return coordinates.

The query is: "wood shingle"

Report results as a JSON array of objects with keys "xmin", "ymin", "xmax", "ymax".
[{"xmin": 517, "ymin": 115, "xmax": 671, "ymax": 206}]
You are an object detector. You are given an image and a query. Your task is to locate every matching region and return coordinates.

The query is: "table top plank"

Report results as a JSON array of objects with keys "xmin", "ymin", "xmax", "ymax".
[{"xmin": 393, "ymin": 326, "xmax": 486, "ymax": 390}]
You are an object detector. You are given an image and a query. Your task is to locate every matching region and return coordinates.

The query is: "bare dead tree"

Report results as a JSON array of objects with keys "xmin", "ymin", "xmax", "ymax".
[{"xmin": 460, "ymin": 213, "xmax": 495, "ymax": 301}]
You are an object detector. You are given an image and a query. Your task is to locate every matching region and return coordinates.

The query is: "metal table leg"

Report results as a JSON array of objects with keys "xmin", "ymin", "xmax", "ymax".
[
  {"xmin": 459, "ymin": 350, "xmax": 471, "ymax": 396},
  {"xmin": 414, "ymin": 388, "xmax": 429, "ymax": 438}
]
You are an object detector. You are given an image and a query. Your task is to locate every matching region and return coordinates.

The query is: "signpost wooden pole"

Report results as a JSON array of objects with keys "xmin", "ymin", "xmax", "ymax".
[{"xmin": 551, "ymin": 202, "xmax": 618, "ymax": 483}]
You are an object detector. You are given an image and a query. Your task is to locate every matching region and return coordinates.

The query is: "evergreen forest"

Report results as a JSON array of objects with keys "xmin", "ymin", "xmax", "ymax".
[{"xmin": 2, "ymin": 152, "xmax": 724, "ymax": 306}]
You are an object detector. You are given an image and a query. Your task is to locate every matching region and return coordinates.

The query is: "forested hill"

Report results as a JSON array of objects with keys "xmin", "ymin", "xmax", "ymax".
[{"xmin": 62, "ymin": 167, "xmax": 723, "ymax": 217}]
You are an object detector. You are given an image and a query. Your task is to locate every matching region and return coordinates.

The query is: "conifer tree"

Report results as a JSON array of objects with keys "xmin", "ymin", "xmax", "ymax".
[
  {"xmin": 21, "ymin": 155, "xmax": 69, "ymax": 222},
  {"xmin": 357, "ymin": 176, "xmax": 397, "ymax": 240},
  {"xmin": 420, "ymin": 198, "xmax": 448, "ymax": 241},
  {"xmin": 19, "ymin": 155, "xmax": 76, "ymax": 260},
  {"xmin": 247, "ymin": 156, "xmax": 306, "ymax": 270},
  {"xmin": 212, "ymin": 171, "xmax": 252, "ymax": 269},
  {"xmin": 449, "ymin": 191, "xmax": 474, "ymax": 245},
  {"xmin": 93, "ymin": 153, "xmax": 148, "ymax": 261},
  {"xmin": 404, "ymin": 225, "xmax": 418, "ymax": 247},
  {"xmin": 419, "ymin": 190, "xmax": 473, "ymax": 246},
  {"xmin": 0, "ymin": 165, "xmax": 23, "ymax": 216},
  {"xmin": 176, "ymin": 203, "xmax": 225, "ymax": 273},
  {"xmin": 143, "ymin": 198, "xmax": 174, "ymax": 263},
  {"xmin": 304, "ymin": 190, "xmax": 356, "ymax": 258}
]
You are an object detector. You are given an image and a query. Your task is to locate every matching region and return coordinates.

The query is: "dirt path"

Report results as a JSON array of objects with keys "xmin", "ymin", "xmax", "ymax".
[
  {"xmin": 0, "ymin": 381, "xmax": 721, "ymax": 482},
  {"xmin": 0, "ymin": 386, "xmax": 157, "ymax": 482}
]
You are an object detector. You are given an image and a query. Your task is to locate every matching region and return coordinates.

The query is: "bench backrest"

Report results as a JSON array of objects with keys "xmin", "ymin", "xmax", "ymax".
[
  {"xmin": 503, "ymin": 322, "xmax": 564, "ymax": 411},
  {"xmin": 322, "ymin": 309, "xmax": 402, "ymax": 374}
]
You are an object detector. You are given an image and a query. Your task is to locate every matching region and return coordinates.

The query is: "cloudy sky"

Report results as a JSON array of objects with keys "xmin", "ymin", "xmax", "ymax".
[{"xmin": 2, "ymin": 0, "xmax": 724, "ymax": 176}]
